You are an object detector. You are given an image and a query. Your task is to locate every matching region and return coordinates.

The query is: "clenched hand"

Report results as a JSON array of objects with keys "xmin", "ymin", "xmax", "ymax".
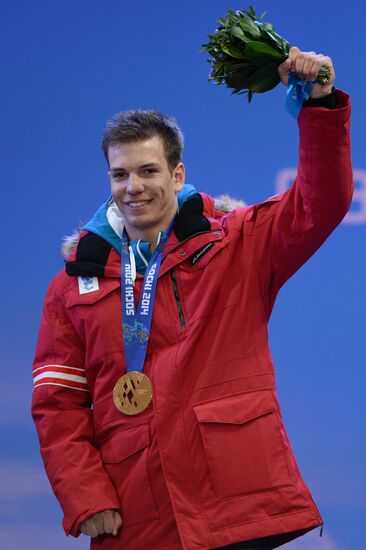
[
  {"xmin": 278, "ymin": 46, "xmax": 335, "ymax": 99},
  {"xmin": 80, "ymin": 509, "xmax": 122, "ymax": 538}
]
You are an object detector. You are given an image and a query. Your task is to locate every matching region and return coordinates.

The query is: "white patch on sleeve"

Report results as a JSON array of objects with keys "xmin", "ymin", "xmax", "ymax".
[{"xmin": 78, "ymin": 276, "xmax": 99, "ymax": 294}]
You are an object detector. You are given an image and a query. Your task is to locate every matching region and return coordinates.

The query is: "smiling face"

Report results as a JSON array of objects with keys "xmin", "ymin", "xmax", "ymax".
[{"xmin": 108, "ymin": 136, "xmax": 185, "ymax": 246}]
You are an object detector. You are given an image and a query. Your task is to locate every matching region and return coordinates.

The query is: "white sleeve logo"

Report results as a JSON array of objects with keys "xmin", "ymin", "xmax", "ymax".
[{"xmin": 78, "ymin": 276, "xmax": 99, "ymax": 294}]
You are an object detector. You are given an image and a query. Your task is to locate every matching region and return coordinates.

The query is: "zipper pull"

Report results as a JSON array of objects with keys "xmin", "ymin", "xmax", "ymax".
[{"xmin": 319, "ymin": 524, "xmax": 324, "ymax": 537}]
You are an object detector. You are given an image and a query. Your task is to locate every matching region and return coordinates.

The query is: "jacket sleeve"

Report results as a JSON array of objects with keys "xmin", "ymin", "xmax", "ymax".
[
  {"xmin": 263, "ymin": 89, "xmax": 353, "ymax": 310},
  {"xmin": 32, "ymin": 276, "xmax": 121, "ymax": 537}
]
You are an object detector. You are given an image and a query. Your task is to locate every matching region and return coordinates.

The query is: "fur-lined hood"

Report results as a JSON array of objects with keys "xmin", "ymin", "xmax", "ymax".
[{"xmin": 61, "ymin": 191, "xmax": 245, "ymax": 260}]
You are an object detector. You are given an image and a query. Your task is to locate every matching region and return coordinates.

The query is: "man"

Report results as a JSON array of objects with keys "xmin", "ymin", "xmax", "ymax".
[{"xmin": 32, "ymin": 47, "xmax": 353, "ymax": 550}]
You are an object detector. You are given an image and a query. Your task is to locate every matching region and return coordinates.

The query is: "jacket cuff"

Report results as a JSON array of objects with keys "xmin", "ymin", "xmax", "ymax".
[
  {"xmin": 53, "ymin": 464, "xmax": 121, "ymax": 537},
  {"xmin": 69, "ymin": 504, "xmax": 122, "ymax": 538},
  {"xmin": 303, "ymin": 87, "xmax": 337, "ymax": 109}
]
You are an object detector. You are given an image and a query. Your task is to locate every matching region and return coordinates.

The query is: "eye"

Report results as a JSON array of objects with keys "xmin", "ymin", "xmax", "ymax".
[
  {"xmin": 112, "ymin": 171, "xmax": 127, "ymax": 180},
  {"xmin": 144, "ymin": 168, "xmax": 157, "ymax": 175}
]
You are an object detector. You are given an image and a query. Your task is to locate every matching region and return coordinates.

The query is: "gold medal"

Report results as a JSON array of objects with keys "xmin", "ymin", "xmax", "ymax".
[{"xmin": 113, "ymin": 372, "xmax": 152, "ymax": 415}]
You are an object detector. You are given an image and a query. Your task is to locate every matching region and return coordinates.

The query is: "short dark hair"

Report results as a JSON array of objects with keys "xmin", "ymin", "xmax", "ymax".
[{"xmin": 101, "ymin": 109, "xmax": 184, "ymax": 173}]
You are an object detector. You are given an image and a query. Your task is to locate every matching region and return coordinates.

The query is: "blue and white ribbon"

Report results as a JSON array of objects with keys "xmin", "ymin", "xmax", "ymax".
[
  {"xmin": 120, "ymin": 228, "xmax": 168, "ymax": 373},
  {"xmin": 286, "ymin": 72, "xmax": 314, "ymax": 118}
]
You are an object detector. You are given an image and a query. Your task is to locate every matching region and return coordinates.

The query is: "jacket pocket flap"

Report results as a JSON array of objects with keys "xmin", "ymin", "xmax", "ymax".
[
  {"xmin": 178, "ymin": 237, "xmax": 228, "ymax": 272},
  {"xmin": 64, "ymin": 278, "xmax": 121, "ymax": 308},
  {"xmin": 193, "ymin": 390, "xmax": 277, "ymax": 425},
  {"xmin": 100, "ymin": 423, "xmax": 150, "ymax": 463}
]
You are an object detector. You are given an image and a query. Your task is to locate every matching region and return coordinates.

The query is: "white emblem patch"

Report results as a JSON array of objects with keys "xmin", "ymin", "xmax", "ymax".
[{"xmin": 78, "ymin": 276, "xmax": 99, "ymax": 295}]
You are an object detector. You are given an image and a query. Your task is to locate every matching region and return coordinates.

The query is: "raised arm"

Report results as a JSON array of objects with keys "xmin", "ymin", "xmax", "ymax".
[
  {"xmin": 270, "ymin": 49, "xmax": 353, "ymax": 298},
  {"xmin": 243, "ymin": 49, "xmax": 353, "ymax": 313},
  {"xmin": 270, "ymin": 99, "xmax": 352, "ymax": 303}
]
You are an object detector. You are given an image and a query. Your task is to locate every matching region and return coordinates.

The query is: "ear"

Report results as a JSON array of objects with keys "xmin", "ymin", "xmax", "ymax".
[{"xmin": 173, "ymin": 162, "xmax": 185, "ymax": 192}]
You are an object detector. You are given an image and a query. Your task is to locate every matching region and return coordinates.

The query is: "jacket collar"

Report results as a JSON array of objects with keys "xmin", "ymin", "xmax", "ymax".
[{"xmin": 65, "ymin": 193, "xmax": 220, "ymax": 278}]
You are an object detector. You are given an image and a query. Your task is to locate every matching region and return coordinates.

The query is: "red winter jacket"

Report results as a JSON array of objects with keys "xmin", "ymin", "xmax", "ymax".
[{"xmin": 32, "ymin": 91, "xmax": 353, "ymax": 550}]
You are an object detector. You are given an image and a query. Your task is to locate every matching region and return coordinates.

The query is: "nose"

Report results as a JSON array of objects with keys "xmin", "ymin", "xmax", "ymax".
[{"xmin": 126, "ymin": 174, "xmax": 144, "ymax": 194}]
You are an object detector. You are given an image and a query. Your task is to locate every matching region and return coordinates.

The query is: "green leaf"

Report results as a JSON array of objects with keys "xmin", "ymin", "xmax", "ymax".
[
  {"xmin": 224, "ymin": 65, "xmax": 256, "ymax": 89},
  {"xmin": 229, "ymin": 61, "xmax": 251, "ymax": 70},
  {"xmin": 244, "ymin": 62, "xmax": 279, "ymax": 88},
  {"xmin": 244, "ymin": 40, "xmax": 284, "ymax": 60},
  {"xmin": 260, "ymin": 27, "xmax": 289, "ymax": 54},
  {"xmin": 238, "ymin": 17, "xmax": 261, "ymax": 38},
  {"xmin": 248, "ymin": 6, "xmax": 257, "ymax": 18},
  {"xmin": 249, "ymin": 70, "xmax": 281, "ymax": 93},
  {"xmin": 221, "ymin": 43, "xmax": 246, "ymax": 59},
  {"xmin": 231, "ymin": 25, "xmax": 248, "ymax": 42},
  {"xmin": 261, "ymin": 22, "xmax": 274, "ymax": 32}
]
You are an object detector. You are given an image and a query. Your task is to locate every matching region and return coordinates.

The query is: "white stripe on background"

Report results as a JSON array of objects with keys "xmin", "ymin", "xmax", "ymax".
[
  {"xmin": 33, "ymin": 372, "xmax": 87, "ymax": 384},
  {"xmin": 33, "ymin": 364, "xmax": 86, "ymax": 374}
]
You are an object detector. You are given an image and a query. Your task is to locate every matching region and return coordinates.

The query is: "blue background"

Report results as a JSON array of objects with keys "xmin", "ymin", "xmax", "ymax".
[{"xmin": 0, "ymin": 1, "xmax": 364, "ymax": 549}]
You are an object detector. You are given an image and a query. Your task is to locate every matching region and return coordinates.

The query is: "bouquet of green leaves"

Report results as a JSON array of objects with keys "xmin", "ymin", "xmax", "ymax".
[{"xmin": 202, "ymin": 5, "xmax": 330, "ymax": 102}]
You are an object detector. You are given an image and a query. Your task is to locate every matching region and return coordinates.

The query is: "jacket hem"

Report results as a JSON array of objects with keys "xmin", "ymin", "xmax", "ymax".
[{"xmin": 205, "ymin": 508, "xmax": 322, "ymax": 549}]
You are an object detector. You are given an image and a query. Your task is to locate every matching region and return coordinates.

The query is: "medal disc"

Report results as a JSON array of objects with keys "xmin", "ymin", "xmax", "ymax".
[{"xmin": 113, "ymin": 372, "xmax": 152, "ymax": 415}]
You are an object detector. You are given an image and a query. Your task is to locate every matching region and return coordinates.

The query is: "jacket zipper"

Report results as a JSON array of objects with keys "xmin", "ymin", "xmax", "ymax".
[{"xmin": 170, "ymin": 269, "xmax": 186, "ymax": 328}]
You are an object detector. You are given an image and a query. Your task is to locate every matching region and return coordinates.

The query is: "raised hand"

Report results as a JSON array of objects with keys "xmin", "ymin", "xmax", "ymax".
[{"xmin": 278, "ymin": 46, "xmax": 335, "ymax": 98}]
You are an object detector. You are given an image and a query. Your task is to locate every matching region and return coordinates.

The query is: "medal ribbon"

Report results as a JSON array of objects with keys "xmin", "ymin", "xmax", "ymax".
[
  {"xmin": 286, "ymin": 71, "xmax": 314, "ymax": 118},
  {"xmin": 121, "ymin": 228, "xmax": 167, "ymax": 373}
]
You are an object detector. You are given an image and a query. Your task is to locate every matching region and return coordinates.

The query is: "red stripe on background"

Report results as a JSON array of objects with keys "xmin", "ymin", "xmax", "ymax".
[{"xmin": 33, "ymin": 382, "xmax": 89, "ymax": 392}]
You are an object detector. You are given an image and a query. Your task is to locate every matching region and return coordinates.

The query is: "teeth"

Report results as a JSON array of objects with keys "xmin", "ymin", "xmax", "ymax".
[{"xmin": 128, "ymin": 201, "xmax": 149, "ymax": 208}]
